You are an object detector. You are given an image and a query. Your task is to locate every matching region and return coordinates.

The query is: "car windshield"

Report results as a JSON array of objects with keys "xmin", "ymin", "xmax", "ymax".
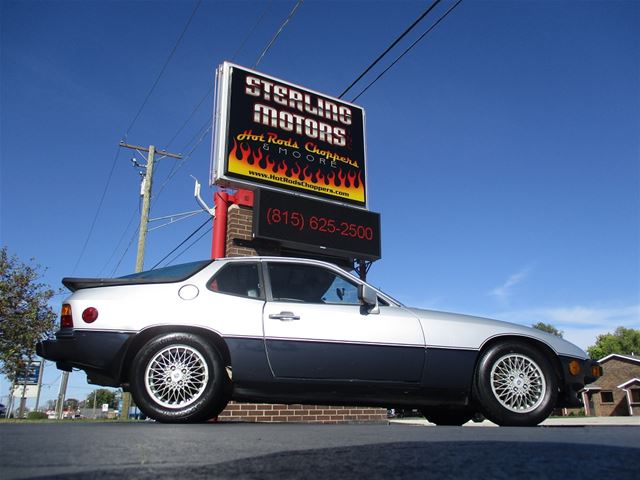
[{"xmin": 119, "ymin": 260, "xmax": 212, "ymax": 282}]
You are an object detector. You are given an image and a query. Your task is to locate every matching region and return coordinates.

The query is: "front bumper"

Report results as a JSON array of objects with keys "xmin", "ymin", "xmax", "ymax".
[
  {"xmin": 557, "ymin": 356, "xmax": 602, "ymax": 408},
  {"xmin": 37, "ymin": 329, "xmax": 134, "ymax": 387}
]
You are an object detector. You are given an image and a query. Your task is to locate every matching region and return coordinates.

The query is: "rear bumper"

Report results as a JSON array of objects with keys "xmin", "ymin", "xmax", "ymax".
[
  {"xmin": 557, "ymin": 356, "xmax": 602, "ymax": 408},
  {"xmin": 37, "ymin": 329, "xmax": 134, "ymax": 387}
]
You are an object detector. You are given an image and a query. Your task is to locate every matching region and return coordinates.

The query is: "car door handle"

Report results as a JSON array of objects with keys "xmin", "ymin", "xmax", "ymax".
[{"xmin": 268, "ymin": 311, "xmax": 301, "ymax": 321}]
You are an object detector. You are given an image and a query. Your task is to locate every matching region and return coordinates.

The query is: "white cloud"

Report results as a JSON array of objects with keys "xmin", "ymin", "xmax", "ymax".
[
  {"xmin": 497, "ymin": 305, "xmax": 640, "ymax": 350},
  {"xmin": 489, "ymin": 267, "xmax": 531, "ymax": 304}
]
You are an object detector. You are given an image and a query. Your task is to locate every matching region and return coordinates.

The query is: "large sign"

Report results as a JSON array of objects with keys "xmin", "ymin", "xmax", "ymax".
[
  {"xmin": 212, "ymin": 62, "xmax": 367, "ymax": 208},
  {"xmin": 254, "ymin": 189, "xmax": 381, "ymax": 261}
]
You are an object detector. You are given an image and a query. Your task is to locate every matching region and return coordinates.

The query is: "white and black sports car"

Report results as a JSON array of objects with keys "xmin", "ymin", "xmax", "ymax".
[{"xmin": 38, "ymin": 256, "xmax": 601, "ymax": 426}]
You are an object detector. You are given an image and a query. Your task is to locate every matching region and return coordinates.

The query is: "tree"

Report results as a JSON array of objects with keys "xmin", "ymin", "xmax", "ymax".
[
  {"xmin": 587, "ymin": 327, "xmax": 640, "ymax": 359},
  {"xmin": 532, "ymin": 322, "xmax": 563, "ymax": 338},
  {"xmin": 64, "ymin": 398, "xmax": 79, "ymax": 411},
  {"xmin": 0, "ymin": 248, "xmax": 57, "ymax": 384},
  {"xmin": 86, "ymin": 389, "xmax": 119, "ymax": 409}
]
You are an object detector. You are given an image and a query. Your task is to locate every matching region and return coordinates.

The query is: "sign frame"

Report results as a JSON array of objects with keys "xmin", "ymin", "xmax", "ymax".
[{"xmin": 211, "ymin": 62, "xmax": 368, "ymax": 209}]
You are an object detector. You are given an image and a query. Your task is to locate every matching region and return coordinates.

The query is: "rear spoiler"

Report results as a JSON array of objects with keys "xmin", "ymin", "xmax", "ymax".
[{"xmin": 62, "ymin": 277, "xmax": 150, "ymax": 292}]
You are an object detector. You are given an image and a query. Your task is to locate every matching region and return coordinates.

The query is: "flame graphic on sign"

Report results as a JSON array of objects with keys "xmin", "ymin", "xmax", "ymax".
[{"xmin": 227, "ymin": 140, "xmax": 365, "ymax": 203}]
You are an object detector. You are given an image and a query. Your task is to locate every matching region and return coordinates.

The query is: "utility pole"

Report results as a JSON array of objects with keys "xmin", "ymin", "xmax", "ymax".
[
  {"xmin": 56, "ymin": 371, "xmax": 69, "ymax": 419},
  {"xmin": 118, "ymin": 141, "xmax": 182, "ymax": 419}
]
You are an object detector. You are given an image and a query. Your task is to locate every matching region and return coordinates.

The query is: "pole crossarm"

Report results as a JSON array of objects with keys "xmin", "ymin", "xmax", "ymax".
[{"xmin": 119, "ymin": 141, "xmax": 183, "ymax": 159}]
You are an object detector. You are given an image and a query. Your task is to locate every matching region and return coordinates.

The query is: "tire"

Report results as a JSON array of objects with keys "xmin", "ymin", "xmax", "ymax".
[
  {"xmin": 130, "ymin": 332, "xmax": 230, "ymax": 423},
  {"xmin": 473, "ymin": 341, "xmax": 558, "ymax": 427},
  {"xmin": 421, "ymin": 408, "xmax": 474, "ymax": 426}
]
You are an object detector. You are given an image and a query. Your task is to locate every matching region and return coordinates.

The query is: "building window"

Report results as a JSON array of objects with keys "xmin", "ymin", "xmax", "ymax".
[
  {"xmin": 630, "ymin": 389, "xmax": 640, "ymax": 404},
  {"xmin": 600, "ymin": 391, "xmax": 614, "ymax": 403}
]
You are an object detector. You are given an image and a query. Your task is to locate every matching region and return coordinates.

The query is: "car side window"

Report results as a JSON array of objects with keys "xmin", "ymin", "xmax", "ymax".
[
  {"xmin": 207, "ymin": 263, "xmax": 262, "ymax": 299},
  {"xmin": 267, "ymin": 263, "xmax": 360, "ymax": 305}
]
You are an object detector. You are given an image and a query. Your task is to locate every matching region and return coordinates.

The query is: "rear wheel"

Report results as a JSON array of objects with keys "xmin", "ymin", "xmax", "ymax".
[
  {"xmin": 421, "ymin": 408, "xmax": 474, "ymax": 426},
  {"xmin": 473, "ymin": 341, "xmax": 557, "ymax": 426},
  {"xmin": 130, "ymin": 332, "xmax": 230, "ymax": 423}
]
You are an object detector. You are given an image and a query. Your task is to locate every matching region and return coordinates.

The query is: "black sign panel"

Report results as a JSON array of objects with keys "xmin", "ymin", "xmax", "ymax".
[
  {"xmin": 253, "ymin": 189, "xmax": 381, "ymax": 260},
  {"xmin": 215, "ymin": 63, "xmax": 367, "ymax": 207}
]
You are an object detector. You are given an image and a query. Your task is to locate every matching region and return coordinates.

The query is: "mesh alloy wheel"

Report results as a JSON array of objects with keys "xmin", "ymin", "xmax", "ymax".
[
  {"xmin": 144, "ymin": 344, "xmax": 209, "ymax": 409},
  {"xmin": 489, "ymin": 353, "xmax": 546, "ymax": 413}
]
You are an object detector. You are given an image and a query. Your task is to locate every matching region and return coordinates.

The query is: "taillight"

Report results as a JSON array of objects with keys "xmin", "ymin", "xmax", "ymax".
[
  {"xmin": 61, "ymin": 304, "xmax": 73, "ymax": 328},
  {"xmin": 82, "ymin": 307, "xmax": 99, "ymax": 323}
]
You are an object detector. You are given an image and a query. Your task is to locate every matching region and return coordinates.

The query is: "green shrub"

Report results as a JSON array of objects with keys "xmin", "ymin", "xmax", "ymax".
[{"xmin": 26, "ymin": 411, "xmax": 48, "ymax": 420}]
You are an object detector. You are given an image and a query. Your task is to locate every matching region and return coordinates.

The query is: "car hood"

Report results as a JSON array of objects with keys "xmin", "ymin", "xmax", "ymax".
[{"xmin": 406, "ymin": 307, "xmax": 589, "ymax": 359}]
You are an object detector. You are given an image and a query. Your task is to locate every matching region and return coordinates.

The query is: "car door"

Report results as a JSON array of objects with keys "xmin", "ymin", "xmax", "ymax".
[{"xmin": 262, "ymin": 260, "xmax": 425, "ymax": 382}]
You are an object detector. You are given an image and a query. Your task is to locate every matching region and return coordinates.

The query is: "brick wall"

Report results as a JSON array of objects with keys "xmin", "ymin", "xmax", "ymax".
[{"xmin": 218, "ymin": 199, "xmax": 388, "ymax": 423}]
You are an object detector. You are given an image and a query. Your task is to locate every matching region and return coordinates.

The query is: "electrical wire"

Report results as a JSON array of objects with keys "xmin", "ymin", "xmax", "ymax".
[
  {"xmin": 150, "ymin": 216, "xmax": 212, "ymax": 269},
  {"xmin": 152, "ymin": 114, "xmax": 213, "ymax": 203},
  {"xmin": 151, "ymin": 1, "xmax": 275, "ymax": 204},
  {"xmin": 152, "ymin": 0, "xmax": 299, "ymax": 204},
  {"xmin": 73, "ymin": 1, "xmax": 202, "ymax": 276},
  {"xmin": 109, "ymin": 226, "xmax": 140, "ymax": 277},
  {"xmin": 120, "ymin": 1, "xmax": 303, "ymax": 272},
  {"xmin": 97, "ymin": 206, "xmax": 139, "ymax": 276},
  {"xmin": 231, "ymin": 1, "xmax": 275, "ymax": 62},
  {"xmin": 339, "ymin": 0, "xmax": 442, "ymax": 99},
  {"xmin": 254, "ymin": 0, "xmax": 304, "ymax": 68},
  {"xmin": 351, "ymin": 0, "xmax": 463, "ymax": 103},
  {"xmin": 71, "ymin": 145, "xmax": 121, "ymax": 275},
  {"xmin": 123, "ymin": 0, "xmax": 203, "ymax": 141},
  {"xmin": 159, "ymin": 0, "xmax": 274, "ymax": 155},
  {"xmin": 164, "ymin": 223, "xmax": 213, "ymax": 267}
]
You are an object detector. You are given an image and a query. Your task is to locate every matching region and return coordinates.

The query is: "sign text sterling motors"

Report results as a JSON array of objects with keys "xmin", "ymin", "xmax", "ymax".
[{"xmin": 212, "ymin": 62, "xmax": 367, "ymax": 207}]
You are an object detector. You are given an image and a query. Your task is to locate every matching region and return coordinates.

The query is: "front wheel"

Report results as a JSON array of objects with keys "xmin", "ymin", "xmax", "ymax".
[
  {"xmin": 130, "ymin": 332, "xmax": 230, "ymax": 423},
  {"xmin": 473, "ymin": 341, "xmax": 558, "ymax": 427}
]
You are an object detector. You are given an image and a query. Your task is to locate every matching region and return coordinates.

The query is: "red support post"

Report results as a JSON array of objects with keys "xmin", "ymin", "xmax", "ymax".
[{"xmin": 212, "ymin": 192, "xmax": 228, "ymax": 259}]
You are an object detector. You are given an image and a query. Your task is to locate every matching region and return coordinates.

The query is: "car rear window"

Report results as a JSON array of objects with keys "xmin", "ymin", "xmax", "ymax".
[{"xmin": 119, "ymin": 260, "xmax": 212, "ymax": 282}]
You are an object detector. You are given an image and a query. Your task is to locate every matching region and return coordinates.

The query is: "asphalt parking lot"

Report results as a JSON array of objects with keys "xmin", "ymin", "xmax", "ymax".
[{"xmin": 1, "ymin": 419, "xmax": 638, "ymax": 479}]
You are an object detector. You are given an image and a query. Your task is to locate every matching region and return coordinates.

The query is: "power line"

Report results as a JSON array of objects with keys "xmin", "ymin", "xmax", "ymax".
[
  {"xmin": 123, "ymin": 0, "xmax": 203, "ymax": 140},
  {"xmin": 231, "ymin": 1, "xmax": 275, "ymax": 62},
  {"xmin": 165, "ymin": 223, "xmax": 213, "ymax": 267},
  {"xmin": 132, "ymin": 2, "xmax": 306, "ymax": 271},
  {"xmin": 157, "ymin": 0, "xmax": 302, "ymax": 194},
  {"xmin": 161, "ymin": 0, "xmax": 274, "ymax": 154},
  {"xmin": 152, "ymin": 2, "xmax": 276, "ymax": 202},
  {"xmin": 351, "ymin": 0, "xmax": 464, "ymax": 103},
  {"xmin": 150, "ymin": 216, "xmax": 212, "ymax": 269},
  {"xmin": 152, "ymin": 114, "xmax": 213, "ymax": 203},
  {"xmin": 254, "ymin": 0, "xmax": 304, "ymax": 68},
  {"xmin": 339, "ymin": 0, "xmax": 442, "ymax": 99},
  {"xmin": 73, "ymin": 1, "xmax": 202, "ymax": 275},
  {"xmin": 97, "ymin": 206, "xmax": 139, "ymax": 276},
  {"xmin": 110, "ymin": 226, "xmax": 140, "ymax": 277},
  {"xmin": 71, "ymin": 145, "xmax": 121, "ymax": 275}
]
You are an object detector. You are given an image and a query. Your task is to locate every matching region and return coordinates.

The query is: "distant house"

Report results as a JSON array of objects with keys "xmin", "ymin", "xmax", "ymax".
[{"xmin": 582, "ymin": 354, "xmax": 640, "ymax": 416}]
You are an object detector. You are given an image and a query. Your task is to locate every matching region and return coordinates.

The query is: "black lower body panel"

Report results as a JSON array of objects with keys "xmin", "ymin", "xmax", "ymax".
[{"xmin": 37, "ymin": 329, "xmax": 134, "ymax": 386}]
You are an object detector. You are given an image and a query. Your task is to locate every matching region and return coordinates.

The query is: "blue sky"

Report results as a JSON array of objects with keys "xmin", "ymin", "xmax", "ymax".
[{"xmin": 1, "ymin": 0, "xmax": 638, "ymax": 408}]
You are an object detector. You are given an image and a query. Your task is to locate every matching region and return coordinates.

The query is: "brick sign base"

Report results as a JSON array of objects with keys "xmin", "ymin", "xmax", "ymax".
[{"xmin": 218, "ymin": 402, "xmax": 388, "ymax": 424}]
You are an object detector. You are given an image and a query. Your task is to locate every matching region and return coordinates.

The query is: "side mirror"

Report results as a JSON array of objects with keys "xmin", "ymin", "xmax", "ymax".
[{"xmin": 358, "ymin": 284, "xmax": 380, "ymax": 314}]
